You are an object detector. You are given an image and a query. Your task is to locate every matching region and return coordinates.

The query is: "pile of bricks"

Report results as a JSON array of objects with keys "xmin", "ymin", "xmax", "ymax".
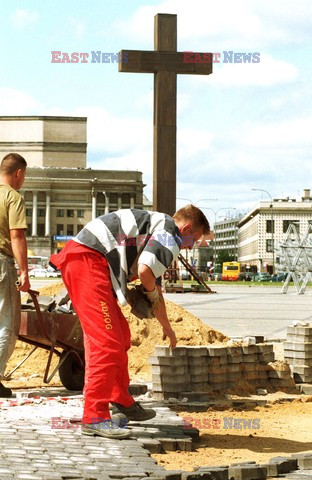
[
  {"xmin": 284, "ymin": 324, "xmax": 312, "ymax": 384},
  {"xmin": 150, "ymin": 344, "xmax": 294, "ymax": 400}
]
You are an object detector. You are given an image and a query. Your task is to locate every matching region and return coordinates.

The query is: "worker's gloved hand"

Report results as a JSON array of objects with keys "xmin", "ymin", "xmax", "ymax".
[
  {"xmin": 126, "ymin": 285, "xmax": 154, "ymax": 320},
  {"xmin": 142, "ymin": 286, "xmax": 161, "ymax": 312}
]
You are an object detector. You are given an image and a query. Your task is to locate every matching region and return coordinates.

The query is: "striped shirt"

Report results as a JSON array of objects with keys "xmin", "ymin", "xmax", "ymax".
[{"xmin": 74, "ymin": 209, "xmax": 182, "ymax": 306}]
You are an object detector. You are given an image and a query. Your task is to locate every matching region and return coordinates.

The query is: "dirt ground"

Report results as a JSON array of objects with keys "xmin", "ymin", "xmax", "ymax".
[{"xmin": 153, "ymin": 399, "xmax": 312, "ymax": 470}]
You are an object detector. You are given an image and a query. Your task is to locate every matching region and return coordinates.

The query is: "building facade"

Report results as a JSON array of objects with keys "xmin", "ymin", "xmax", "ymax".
[
  {"xmin": 214, "ymin": 216, "xmax": 242, "ymax": 262},
  {"xmin": 0, "ymin": 116, "xmax": 144, "ymax": 256},
  {"xmin": 237, "ymin": 189, "xmax": 312, "ymax": 274}
]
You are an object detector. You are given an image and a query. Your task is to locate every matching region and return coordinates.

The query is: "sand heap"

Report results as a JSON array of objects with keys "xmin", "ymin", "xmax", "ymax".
[{"xmin": 9, "ymin": 282, "xmax": 227, "ymax": 385}]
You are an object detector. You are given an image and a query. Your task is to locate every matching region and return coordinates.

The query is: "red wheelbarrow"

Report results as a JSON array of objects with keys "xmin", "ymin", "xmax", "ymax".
[{"xmin": 5, "ymin": 289, "xmax": 85, "ymax": 391}]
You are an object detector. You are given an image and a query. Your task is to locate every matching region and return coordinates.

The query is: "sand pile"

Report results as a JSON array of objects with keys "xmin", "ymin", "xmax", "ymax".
[{"xmin": 8, "ymin": 282, "xmax": 227, "ymax": 385}]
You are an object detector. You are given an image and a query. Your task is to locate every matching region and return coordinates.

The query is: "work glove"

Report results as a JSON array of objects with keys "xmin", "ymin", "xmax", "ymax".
[
  {"xmin": 142, "ymin": 286, "xmax": 161, "ymax": 311},
  {"xmin": 126, "ymin": 285, "xmax": 154, "ymax": 320}
]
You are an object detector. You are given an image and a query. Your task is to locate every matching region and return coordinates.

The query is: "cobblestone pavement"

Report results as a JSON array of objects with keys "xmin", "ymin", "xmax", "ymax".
[
  {"xmin": 1, "ymin": 388, "xmax": 312, "ymax": 480},
  {"xmin": 0, "ymin": 389, "xmax": 193, "ymax": 480}
]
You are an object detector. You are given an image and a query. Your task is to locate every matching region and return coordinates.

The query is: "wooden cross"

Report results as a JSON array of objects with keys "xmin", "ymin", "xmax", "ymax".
[{"xmin": 119, "ymin": 13, "xmax": 212, "ymax": 216}]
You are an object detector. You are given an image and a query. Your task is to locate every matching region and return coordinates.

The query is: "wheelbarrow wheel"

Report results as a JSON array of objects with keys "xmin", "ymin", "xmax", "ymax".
[{"xmin": 59, "ymin": 351, "xmax": 84, "ymax": 391}]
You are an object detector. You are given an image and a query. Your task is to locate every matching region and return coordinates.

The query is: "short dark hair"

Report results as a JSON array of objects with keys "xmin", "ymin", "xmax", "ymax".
[
  {"xmin": 173, "ymin": 204, "xmax": 210, "ymax": 235},
  {"xmin": 0, "ymin": 153, "xmax": 27, "ymax": 175}
]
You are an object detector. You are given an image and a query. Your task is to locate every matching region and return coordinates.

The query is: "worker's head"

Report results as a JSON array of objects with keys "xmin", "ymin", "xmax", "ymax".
[
  {"xmin": 173, "ymin": 204, "xmax": 210, "ymax": 249},
  {"xmin": 0, "ymin": 153, "xmax": 27, "ymax": 190}
]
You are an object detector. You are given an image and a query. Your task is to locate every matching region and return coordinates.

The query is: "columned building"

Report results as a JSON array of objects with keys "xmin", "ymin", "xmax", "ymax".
[{"xmin": 0, "ymin": 116, "xmax": 144, "ymax": 256}]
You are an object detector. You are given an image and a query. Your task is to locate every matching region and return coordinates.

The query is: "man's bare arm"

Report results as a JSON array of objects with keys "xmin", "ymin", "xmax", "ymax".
[
  {"xmin": 138, "ymin": 263, "xmax": 177, "ymax": 348},
  {"xmin": 10, "ymin": 229, "xmax": 30, "ymax": 292}
]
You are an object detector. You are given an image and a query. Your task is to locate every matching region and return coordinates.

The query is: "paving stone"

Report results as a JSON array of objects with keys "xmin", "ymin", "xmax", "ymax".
[
  {"xmin": 226, "ymin": 355, "xmax": 243, "ymax": 364},
  {"xmin": 188, "ymin": 357, "xmax": 209, "ymax": 366},
  {"xmin": 298, "ymin": 383, "xmax": 312, "ymax": 394},
  {"xmin": 207, "ymin": 347, "xmax": 228, "ymax": 357},
  {"xmin": 242, "ymin": 346, "xmax": 260, "ymax": 355},
  {"xmin": 128, "ymin": 384, "xmax": 148, "ymax": 396},
  {"xmin": 154, "ymin": 346, "xmax": 188, "ymax": 357},
  {"xmin": 287, "ymin": 326, "xmax": 312, "ymax": 336},
  {"xmin": 149, "ymin": 356, "xmax": 188, "ymax": 366},
  {"xmin": 228, "ymin": 466, "xmax": 267, "ymax": 480},
  {"xmin": 152, "ymin": 365, "xmax": 189, "ymax": 375},
  {"xmin": 187, "ymin": 347, "xmax": 209, "ymax": 357},
  {"xmin": 182, "ymin": 473, "xmax": 212, "ymax": 480},
  {"xmin": 298, "ymin": 458, "xmax": 312, "ymax": 469},
  {"xmin": 152, "ymin": 373, "xmax": 191, "ymax": 384},
  {"xmin": 195, "ymin": 467, "xmax": 229, "ymax": 480}
]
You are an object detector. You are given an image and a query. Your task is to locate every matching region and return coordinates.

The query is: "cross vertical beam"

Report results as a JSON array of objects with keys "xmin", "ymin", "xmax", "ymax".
[{"xmin": 119, "ymin": 13, "xmax": 212, "ymax": 216}]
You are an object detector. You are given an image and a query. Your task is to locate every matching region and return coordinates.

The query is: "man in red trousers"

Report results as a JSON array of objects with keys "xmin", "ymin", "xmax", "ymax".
[{"xmin": 50, "ymin": 205, "xmax": 209, "ymax": 439}]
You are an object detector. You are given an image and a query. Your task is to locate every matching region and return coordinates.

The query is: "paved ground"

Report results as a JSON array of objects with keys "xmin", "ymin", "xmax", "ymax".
[
  {"xmin": 164, "ymin": 285, "xmax": 312, "ymax": 340},
  {"xmin": 0, "ymin": 389, "xmax": 193, "ymax": 480}
]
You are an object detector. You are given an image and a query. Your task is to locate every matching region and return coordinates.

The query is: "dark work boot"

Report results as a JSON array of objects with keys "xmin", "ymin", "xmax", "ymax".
[
  {"xmin": 0, "ymin": 383, "xmax": 12, "ymax": 398},
  {"xmin": 111, "ymin": 401, "xmax": 156, "ymax": 421}
]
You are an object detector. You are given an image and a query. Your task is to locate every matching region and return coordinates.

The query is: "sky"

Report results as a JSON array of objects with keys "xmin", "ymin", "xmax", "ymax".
[{"xmin": 0, "ymin": 0, "xmax": 311, "ymax": 227}]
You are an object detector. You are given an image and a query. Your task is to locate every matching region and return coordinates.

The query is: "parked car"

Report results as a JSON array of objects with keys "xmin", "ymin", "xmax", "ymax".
[
  {"xmin": 46, "ymin": 267, "xmax": 61, "ymax": 278},
  {"xmin": 238, "ymin": 272, "xmax": 251, "ymax": 281},
  {"xmin": 29, "ymin": 267, "xmax": 61, "ymax": 278},
  {"xmin": 271, "ymin": 272, "xmax": 287, "ymax": 282},
  {"xmin": 255, "ymin": 272, "xmax": 272, "ymax": 282},
  {"xmin": 29, "ymin": 268, "xmax": 49, "ymax": 278}
]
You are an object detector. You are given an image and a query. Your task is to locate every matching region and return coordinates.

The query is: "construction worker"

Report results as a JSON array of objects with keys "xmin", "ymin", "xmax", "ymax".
[
  {"xmin": 0, "ymin": 153, "xmax": 30, "ymax": 397},
  {"xmin": 50, "ymin": 205, "xmax": 209, "ymax": 438}
]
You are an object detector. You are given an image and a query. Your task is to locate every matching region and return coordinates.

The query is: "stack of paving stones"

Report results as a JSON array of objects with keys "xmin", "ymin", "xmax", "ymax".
[
  {"xmin": 284, "ymin": 324, "xmax": 312, "ymax": 393},
  {"xmin": 150, "ymin": 344, "xmax": 295, "ymax": 400}
]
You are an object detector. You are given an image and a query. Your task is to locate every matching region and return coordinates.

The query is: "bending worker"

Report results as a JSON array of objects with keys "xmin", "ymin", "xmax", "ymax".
[
  {"xmin": 50, "ymin": 204, "xmax": 209, "ymax": 438},
  {"xmin": 0, "ymin": 153, "xmax": 30, "ymax": 397}
]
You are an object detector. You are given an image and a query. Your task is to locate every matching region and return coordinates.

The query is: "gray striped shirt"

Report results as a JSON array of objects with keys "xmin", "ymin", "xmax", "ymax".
[{"xmin": 74, "ymin": 209, "xmax": 181, "ymax": 306}]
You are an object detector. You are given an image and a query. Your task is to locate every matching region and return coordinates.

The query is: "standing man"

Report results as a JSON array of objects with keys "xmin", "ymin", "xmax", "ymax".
[
  {"xmin": 0, "ymin": 153, "xmax": 30, "ymax": 397},
  {"xmin": 50, "ymin": 205, "xmax": 209, "ymax": 438}
]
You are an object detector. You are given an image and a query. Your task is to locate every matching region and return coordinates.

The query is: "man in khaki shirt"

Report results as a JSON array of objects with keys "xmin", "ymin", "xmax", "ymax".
[{"xmin": 0, "ymin": 153, "xmax": 30, "ymax": 397}]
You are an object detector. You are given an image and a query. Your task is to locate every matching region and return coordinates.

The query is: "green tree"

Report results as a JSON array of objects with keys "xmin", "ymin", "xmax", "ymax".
[{"xmin": 217, "ymin": 250, "xmax": 235, "ymax": 270}]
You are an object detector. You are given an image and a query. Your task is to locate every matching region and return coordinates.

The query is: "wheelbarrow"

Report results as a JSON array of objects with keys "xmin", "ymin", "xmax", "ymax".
[{"xmin": 5, "ymin": 289, "xmax": 85, "ymax": 391}]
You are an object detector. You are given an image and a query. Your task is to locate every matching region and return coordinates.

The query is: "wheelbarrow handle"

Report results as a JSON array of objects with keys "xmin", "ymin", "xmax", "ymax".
[{"xmin": 26, "ymin": 289, "xmax": 51, "ymax": 343}]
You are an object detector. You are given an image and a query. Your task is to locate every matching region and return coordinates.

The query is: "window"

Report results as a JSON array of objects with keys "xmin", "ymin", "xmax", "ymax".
[
  {"xmin": 26, "ymin": 224, "xmax": 32, "ymax": 236},
  {"xmin": 96, "ymin": 209, "xmax": 105, "ymax": 217},
  {"xmin": 266, "ymin": 239, "xmax": 273, "ymax": 252},
  {"xmin": 26, "ymin": 208, "xmax": 32, "ymax": 217},
  {"xmin": 77, "ymin": 209, "xmax": 85, "ymax": 218},
  {"xmin": 283, "ymin": 220, "xmax": 299, "ymax": 233},
  {"xmin": 67, "ymin": 209, "xmax": 74, "ymax": 218},
  {"xmin": 38, "ymin": 208, "xmax": 45, "ymax": 217},
  {"xmin": 67, "ymin": 224, "xmax": 74, "ymax": 236},
  {"xmin": 37, "ymin": 224, "xmax": 45, "ymax": 236},
  {"xmin": 57, "ymin": 224, "xmax": 64, "ymax": 235},
  {"xmin": 77, "ymin": 224, "xmax": 84, "ymax": 233},
  {"xmin": 57, "ymin": 209, "xmax": 64, "ymax": 217},
  {"xmin": 266, "ymin": 220, "xmax": 274, "ymax": 234}
]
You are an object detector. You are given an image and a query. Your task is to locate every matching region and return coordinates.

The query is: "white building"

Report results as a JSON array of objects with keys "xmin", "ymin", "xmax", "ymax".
[{"xmin": 237, "ymin": 189, "xmax": 312, "ymax": 273}]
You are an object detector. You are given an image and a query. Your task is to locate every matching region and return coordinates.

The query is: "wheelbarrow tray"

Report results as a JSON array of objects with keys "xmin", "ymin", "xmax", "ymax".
[
  {"xmin": 5, "ymin": 290, "xmax": 85, "ymax": 390},
  {"xmin": 19, "ymin": 310, "xmax": 84, "ymax": 352}
]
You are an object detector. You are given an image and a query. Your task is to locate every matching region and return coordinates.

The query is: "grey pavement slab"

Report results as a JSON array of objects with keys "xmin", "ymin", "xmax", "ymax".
[{"xmin": 164, "ymin": 285, "xmax": 312, "ymax": 340}]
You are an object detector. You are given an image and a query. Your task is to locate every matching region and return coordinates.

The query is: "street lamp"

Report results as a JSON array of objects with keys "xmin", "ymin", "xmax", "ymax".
[{"xmin": 252, "ymin": 188, "xmax": 274, "ymax": 274}]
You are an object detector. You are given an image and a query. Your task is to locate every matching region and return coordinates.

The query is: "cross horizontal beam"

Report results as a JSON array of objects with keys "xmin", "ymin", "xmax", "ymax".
[{"xmin": 118, "ymin": 50, "xmax": 213, "ymax": 75}]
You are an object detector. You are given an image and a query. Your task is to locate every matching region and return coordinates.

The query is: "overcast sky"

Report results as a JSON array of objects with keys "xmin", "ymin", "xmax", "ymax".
[{"xmin": 0, "ymin": 0, "xmax": 311, "ymax": 226}]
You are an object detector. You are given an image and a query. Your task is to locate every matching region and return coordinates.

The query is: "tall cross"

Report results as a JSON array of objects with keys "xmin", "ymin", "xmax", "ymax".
[{"xmin": 119, "ymin": 13, "xmax": 212, "ymax": 216}]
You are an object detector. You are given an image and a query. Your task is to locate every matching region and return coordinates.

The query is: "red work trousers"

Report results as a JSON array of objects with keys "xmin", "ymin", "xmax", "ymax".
[{"xmin": 50, "ymin": 241, "xmax": 134, "ymax": 424}]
